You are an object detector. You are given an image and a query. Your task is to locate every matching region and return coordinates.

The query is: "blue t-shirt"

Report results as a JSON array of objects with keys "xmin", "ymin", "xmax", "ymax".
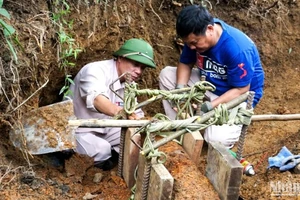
[{"xmin": 180, "ymin": 19, "xmax": 264, "ymax": 107}]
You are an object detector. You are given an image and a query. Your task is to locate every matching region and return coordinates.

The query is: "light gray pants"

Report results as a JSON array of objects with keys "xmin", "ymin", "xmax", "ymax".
[
  {"xmin": 159, "ymin": 66, "xmax": 202, "ymax": 120},
  {"xmin": 75, "ymin": 127, "xmax": 121, "ymax": 162},
  {"xmin": 159, "ymin": 66, "xmax": 242, "ymax": 148}
]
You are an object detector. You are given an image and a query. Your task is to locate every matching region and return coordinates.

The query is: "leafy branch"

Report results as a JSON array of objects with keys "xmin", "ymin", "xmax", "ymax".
[
  {"xmin": 0, "ymin": 0, "xmax": 18, "ymax": 63},
  {"xmin": 59, "ymin": 74, "xmax": 74, "ymax": 99},
  {"xmin": 51, "ymin": 0, "xmax": 83, "ymax": 98}
]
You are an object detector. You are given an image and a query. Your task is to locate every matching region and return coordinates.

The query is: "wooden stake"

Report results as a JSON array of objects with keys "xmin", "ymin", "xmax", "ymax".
[{"xmin": 252, "ymin": 114, "xmax": 300, "ymax": 121}]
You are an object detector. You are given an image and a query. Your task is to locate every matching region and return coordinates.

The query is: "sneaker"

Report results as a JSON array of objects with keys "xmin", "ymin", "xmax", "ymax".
[
  {"xmin": 94, "ymin": 150, "xmax": 119, "ymax": 171},
  {"xmin": 111, "ymin": 149, "xmax": 119, "ymax": 163},
  {"xmin": 61, "ymin": 149, "xmax": 75, "ymax": 159},
  {"xmin": 94, "ymin": 159, "xmax": 116, "ymax": 171},
  {"xmin": 43, "ymin": 153, "xmax": 65, "ymax": 167},
  {"xmin": 43, "ymin": 150, "xmax": 75, "ymax": 168}
]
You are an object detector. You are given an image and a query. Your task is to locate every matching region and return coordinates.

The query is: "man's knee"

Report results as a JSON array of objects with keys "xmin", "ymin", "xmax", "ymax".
[
  {"xmin": 75, "ymin": 133, "xmax": 112, "ymax": 162},
  {"xmin": 203, "ymin": 124, "xmax": 242, "ymax": 148},
  {"xmin": 93, "ymin": 142, "xmax": 112, "ymax": 162},
  {"xmin": 159, "ymin": 66, "xmax": 176, "ymax": 90}
]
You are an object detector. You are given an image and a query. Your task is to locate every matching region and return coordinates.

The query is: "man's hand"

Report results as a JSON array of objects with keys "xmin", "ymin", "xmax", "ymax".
[
  {"xmin": 200, "ymin": 101, "xmax": 213, "ymax": 113},
  {"xmin": 172, "ymin": 83, "xmax": 187, "ymax": 110},
  {"xmin": 114, "ymin": 109, "xmax": 127, "ymax": 119},
  {"xmin": 114, "ymin": 109, "xmax": 139, "ymax": 120},
  {"xmin": 128, "ymin": 113, "xmax": 139, "ymax": 120}
]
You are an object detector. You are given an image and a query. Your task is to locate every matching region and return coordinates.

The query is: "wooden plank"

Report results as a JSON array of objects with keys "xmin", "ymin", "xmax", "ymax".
[
  {"xmin": 206, "ymin": 142, "xmax": 243, "ymax": 200},
  {"xmin": 147, "ymin": 163, "xmax": 174, "ymax": 200},
  {"xmin": 182, "ymin": 130, "xmax": 204, "ymax": 165},
  {"xmin": 134, "ymin": 155, "xmax": 174, "ymax": 200},
  {"xmin": 123, "ymin": 128, "xmax": 141, "ymax": 189}
]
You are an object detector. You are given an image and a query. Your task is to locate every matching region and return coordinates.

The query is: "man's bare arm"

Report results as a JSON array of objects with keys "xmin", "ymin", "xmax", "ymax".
[
  {"xmin": 176, "ymin": 62, "xmax": 194, "ymax": 86},
  {"xmin": 93, "ymin": 95, "xmax": 122, "ymax": 116},
  {"xmin": 93, "ymin": 95, "xmax": 141, "ymax": 119},
  {"xmin": 211, "ymin": 84, "xmax": 250, "ymax": 108}
]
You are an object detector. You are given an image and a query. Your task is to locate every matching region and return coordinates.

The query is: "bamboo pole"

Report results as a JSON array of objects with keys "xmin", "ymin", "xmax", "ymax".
[
  {"xmin": 68, "ymin": 118, "xmax": 150, "ymax": 127},
  {"xmin": 251, "ymin": 114, "xmax": 300, "ymax": 121},
  {"xmin": 68, "ymin": 113, "xmax": 300, "ymax": 128},
  {"xmin": 69, "ymin": 92, "xmax": 249, "ymax": 128}
]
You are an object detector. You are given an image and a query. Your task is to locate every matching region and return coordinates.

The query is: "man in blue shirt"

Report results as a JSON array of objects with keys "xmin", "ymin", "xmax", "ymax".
[{"xmin": 159, "ymin": 5, "xmax": 264, "ymax": 148}]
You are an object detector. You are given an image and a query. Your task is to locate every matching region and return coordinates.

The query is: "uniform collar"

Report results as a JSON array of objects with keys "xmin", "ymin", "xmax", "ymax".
[{"xmin": 111, "ymin": 59, "xmax": 125, "ymax": 91}]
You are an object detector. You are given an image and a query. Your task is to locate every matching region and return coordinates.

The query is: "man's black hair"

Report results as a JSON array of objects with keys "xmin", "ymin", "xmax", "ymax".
[{"xmin": 176, "ymin": 5, "xmax": 214, "ymax": 39}]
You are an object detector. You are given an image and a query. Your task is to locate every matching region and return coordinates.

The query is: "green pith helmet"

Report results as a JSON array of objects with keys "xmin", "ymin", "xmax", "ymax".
[{"xmin": 113, "ymin": 38, "xmax": 156, "ymax": 68}]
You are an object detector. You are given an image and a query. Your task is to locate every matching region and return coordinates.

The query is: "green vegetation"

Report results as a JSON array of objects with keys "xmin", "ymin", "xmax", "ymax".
[
  {"xmin": 51, "ymin": 0, "xmax": 83, "ymax": 98},
  {"xmin": 59, "ymin": 74, "xmax": 75, "ymax": 98},
  {"xmin": 0, "ymin": 0, "xmax": 18, "ymax": 63}
]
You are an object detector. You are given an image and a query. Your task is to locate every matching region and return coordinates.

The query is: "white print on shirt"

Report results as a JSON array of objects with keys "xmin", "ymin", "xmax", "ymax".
[{"xmin": 196, "ymin": 53, "xmax": 227, "ymax": 80}]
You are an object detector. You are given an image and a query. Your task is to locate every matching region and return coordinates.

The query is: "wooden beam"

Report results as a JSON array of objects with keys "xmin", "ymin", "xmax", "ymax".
[
  {"xmin": 206, "ymin": 142, "xmax": 243, "ymax": 200},
  {"xmin": 147, "ymin": 163, "xmax": 174, "ymax": 200},
  {"xmin": 134, "ymin": 155, "xmax": 174, "ymax": 200},
  {"xmin": 123, "ymin": 128, "xmax": 141, "ymax": 188},
  {"xmin": 182, "ymin": 130, "xmax": 204, "ymax": 166}
]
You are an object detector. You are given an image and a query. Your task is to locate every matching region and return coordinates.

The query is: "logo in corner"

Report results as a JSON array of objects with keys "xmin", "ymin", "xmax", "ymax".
[{"xmin": 238, "ymin": 63, "xmax": 247, "ymax": 79}]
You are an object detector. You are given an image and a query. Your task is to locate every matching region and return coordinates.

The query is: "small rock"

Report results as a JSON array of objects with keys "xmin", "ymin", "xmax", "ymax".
[
  {"xmin": 20, "ymin": 170, "xmax": 35, "ymax": 184},
  {"xmin": 30, "ymin": 179, "xmax": 42, "ymax": 189},
  {"xmin": 93, "ymin": 173, "xmax": 103, "ymax": 183},
  {"xmin": 47, "ymin": 179, "xmax": 58, "ymax": 186},
  {"xmin": 83, "ymin": 192, "xmax": 98, "ymax": 200},
  {"xmin": 172, "ymin": 1, "xmax": 182, "ymax": 6},
  {"xmin": 59, "ymin": 184, "xmax": 70, "ymax": 194},
  {"xmin": 173, "ymin": 150, "xmax": 185, "ymax": 155},
  {"xmin": 110, "ymin": 170, "xmax": 117, "ymax": 176},
  {"xmin": 276, "ymin": 107, "xmax": 290, "ymax": 114},
  {"xmin": 157, "ymin": 32, "xmax": 164, "ymax": 39}
]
